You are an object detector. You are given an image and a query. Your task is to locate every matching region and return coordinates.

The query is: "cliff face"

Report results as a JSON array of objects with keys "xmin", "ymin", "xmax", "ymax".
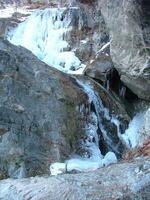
[{"xmin": 99, "ymin": 0, "xmax": 150, "ymax": 100}]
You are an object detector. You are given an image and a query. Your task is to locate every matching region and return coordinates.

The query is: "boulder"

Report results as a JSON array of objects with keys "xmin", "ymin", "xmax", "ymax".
[
  {"xmin": 99, "ymin": 0, "xmax": 150, "ymax": 100},
  {"xmin": 0, "ymin": 38, "xmax": 87, "ymax": 179}
]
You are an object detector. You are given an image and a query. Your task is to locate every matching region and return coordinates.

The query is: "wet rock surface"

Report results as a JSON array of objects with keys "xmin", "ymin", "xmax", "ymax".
[{"xmin": 0, "ymin": 158, "xmax": 150, "ymax": 200}]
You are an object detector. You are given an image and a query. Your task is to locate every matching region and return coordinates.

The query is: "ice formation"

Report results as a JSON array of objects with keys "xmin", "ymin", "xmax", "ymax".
[
  {"xmin": 8, "ymin": 7, "xmax": 85, "ymax": 74},
  {"xmin": 8, "ymin": 7, "xmax": 145, "ymax": 176},
  {"xmin": 121, "ymin": 112, "xmax": 145, "ymax": 148}
]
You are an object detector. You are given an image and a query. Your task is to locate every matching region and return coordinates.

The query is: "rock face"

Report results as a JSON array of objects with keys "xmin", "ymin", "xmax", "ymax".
[
  {"xmin": 0, "ymin": 38, "xmax": 87, "ymax": 179},
  {"xmin": 99, "ymin": 0, "xmax": 150, "ymax": 100},
  {"xmin": 0, "ymin": 158, "xmax": 150, "ymax": 200}
]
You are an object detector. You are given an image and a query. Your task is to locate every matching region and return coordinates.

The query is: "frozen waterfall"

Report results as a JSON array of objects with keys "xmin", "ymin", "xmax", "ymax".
[
  {"xmin": 7, "ymin": 7, "xmax": 145, "ymax": 176},
  {"xmin": 50, "ymin": 81, "xmax": 145, "ymax": 175},
  {"xmin": 50, "ymin": 81, "xmax": 119, "ymax": 175},
  {"xmin": 8, "ymin": 7, "xmax": 85, "ymax": 74}
]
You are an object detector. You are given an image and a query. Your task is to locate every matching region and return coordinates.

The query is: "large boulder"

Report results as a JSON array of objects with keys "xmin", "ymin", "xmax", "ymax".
[
  {"xmin": 0, "ymin": 38, "xmax": 87, "ymax": 179},
  {"xmin": 0, "ymin": 157, "xmax": 150, "ymax": 200},
  {"xmin": 99, "ymin": 0, "xmax": 150, "ymax": 100},
  {"xmin": 0, "ymin": 38, "xmax": 131, "ymax": 179}
]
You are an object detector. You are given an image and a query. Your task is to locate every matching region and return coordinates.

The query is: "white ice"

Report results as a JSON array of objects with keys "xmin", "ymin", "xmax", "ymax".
[
  {"xmin": 8, "ymin": 8, "xmax": 86, "ymax": 74},
  {"xmin": 50, "ymin": 162, "xmax": 66, "ymax": 176},
  {"xmin": 102, "ymin": 152, "xmax": 117, "ymax": 166},
  {"xmin": 66, "ymin": 159, "xmax": 103, "ymax": 172},
  {"xmin": 121, "ymin": 112, "xmax": 144, "ymax": 148},
  {"xmin": 50, "ymin": 152, "xmax": 117, "ymax": 175}
]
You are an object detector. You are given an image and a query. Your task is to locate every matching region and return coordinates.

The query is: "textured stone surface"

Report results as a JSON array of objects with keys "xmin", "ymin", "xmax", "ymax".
[
  {"xmin": 0, "ymin": 38, "xmax": 87, "ymax": 179},
  {"xmin": 99, "ymin": 0, "xmax": 150, "ymax": 100},
  {"xmin": 0, "ymin": 158, "xmax": 150, "ymax": 200}
]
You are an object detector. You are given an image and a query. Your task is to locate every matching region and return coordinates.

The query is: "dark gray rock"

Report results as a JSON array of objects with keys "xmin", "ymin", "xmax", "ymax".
[
  {"xmin": 0, "ymin": 38, "xmax": 131, "ymax": 179},
  {"xmin": 0, "ymin": 38, "xmax": 87, "ymax": 179}
]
